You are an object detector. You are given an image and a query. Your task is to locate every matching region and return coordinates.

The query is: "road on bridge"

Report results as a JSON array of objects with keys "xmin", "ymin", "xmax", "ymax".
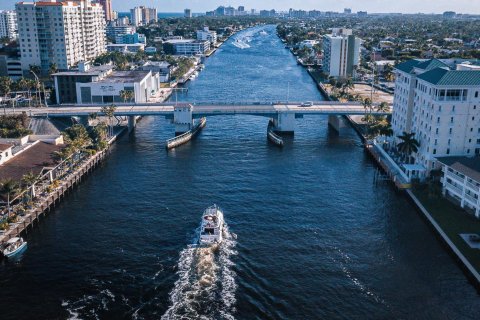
[{"xmin": 10, "ymin": 102, "xmax": 391, "ymax": 118}]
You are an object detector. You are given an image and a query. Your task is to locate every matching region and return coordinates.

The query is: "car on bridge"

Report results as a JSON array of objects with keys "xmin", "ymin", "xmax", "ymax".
[{"xmin": 300, "ymin": 101, "xmax": 313, "ymax": 107}]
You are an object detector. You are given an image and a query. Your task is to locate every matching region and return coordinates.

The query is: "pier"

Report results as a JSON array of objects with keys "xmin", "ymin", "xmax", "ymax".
[{"xmin": 0, "ymin": 131, "xmax": 124, "ymax": 246}]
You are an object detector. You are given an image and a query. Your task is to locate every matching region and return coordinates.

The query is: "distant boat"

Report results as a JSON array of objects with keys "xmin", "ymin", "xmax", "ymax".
[
  {"xmin": 199, "ymin": 205, "xmax": 224, "ymax": 246},
  {"xmin": 3, "ymin": 237, "xmax": 27, "ymax": 258},
  {"xmin": 259, "ymin": 30, "xmax": 268, "ymax": 36}
]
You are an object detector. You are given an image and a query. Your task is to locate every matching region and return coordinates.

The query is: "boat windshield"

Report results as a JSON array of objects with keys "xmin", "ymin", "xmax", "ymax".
[{"xmin": 202, "ymin": 228, "xmax": 215, "ymax": 235}]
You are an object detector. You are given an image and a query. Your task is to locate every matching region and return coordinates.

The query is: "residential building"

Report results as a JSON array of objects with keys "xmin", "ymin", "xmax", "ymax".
[
  {"xmin": 130, "ymin": 6, "xmax": 157, "ymax": 26},
  {"xmin": 391, "ymin": 59, "xmax": 480, "ymax": 172},
  {"xmin": 0, "ymin": 54, "xmax": 23, "ymax": 80},
  {"xmin": 184, "ymin": 9, "xmax": 192, "ymax": 18},
  {"xmin": 97, "ymin": 0, "xmax": 113, "ymax": 21},
  {"xmin": 196, "ymin": 27, "xmax": 217, "ymax": 45},
  {"xmin": 344, "ymin": 8, "xmax": 352, "ymax": 14},
  {"xmin": 16, "ymin": 0, "xmax": 106, "ymax": 75},
  {"xmin": 106, "ymin": 24, "xmax": 135, "ymax": 41},
  {"xmin": 438, "ymin": 156, "xmax": 480, "ymax": 217},
  {"xmin": 115, "ymin": 33, "xmax": 146, "ymax": 45},
  {"xmin": 0, "ymin": 10, "xmax": 17, "ymax": 40},
  {"xmin": 106, "ymin": 43, "xmax": 145, "ymax": 53},
  {"xmin": 322, "ymin": 28, "xmax": 361, "ymax": 78},
  {"xmin": 141, "ymin": 61, "xmax": 172, "ymax": 82},
  {"xmin": 53, "ymin": 61, "xmax": 160, "ymax": 104},
  {"xmin": 0, "ymin": 42, "xmax": 22, "ymax": 80},
  {"xmin": 165, "ymin": 39, "xmax": 210, "ymax": 55}
]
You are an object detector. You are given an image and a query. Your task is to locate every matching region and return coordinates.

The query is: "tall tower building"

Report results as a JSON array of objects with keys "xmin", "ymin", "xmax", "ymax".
[
  {"xmin": 0, "ymin": 10, "xmax": 17, "ymax": 40},
  {"xmin": 130, "ymin": 6, "xmax": 157, "ymax": 26},
  {"xmin": 16, "ymin": 0, "xmax": 106, "ymax": 75},
  {"xmin": 98, "ymin": 0, "xmax": 113, "ymax": 21},
  {"xmin": 322, "ymin": 28, "xmax": 361, "ymax": 78}
]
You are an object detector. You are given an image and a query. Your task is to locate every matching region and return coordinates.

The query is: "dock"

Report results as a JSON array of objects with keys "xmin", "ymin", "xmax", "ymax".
[{"xmin": 0, "ymin": 129, "xmax": 125, "ymax": 246}]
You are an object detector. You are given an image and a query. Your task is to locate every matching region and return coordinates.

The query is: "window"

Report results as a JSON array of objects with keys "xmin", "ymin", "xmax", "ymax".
[
  {"xmin": 433, "ymin": 149, "xmax": 437, "ymax": 155},
  {"xmin": 476, "ymin": 91, "xmax": 479, "ymax": 98},
  {"xmin": 447, "ymin": 148, "xmax": 450, "ymax": 155}
]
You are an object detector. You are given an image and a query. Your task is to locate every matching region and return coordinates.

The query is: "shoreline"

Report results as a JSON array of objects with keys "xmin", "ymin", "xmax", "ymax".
[
  {"xmin": 0, "ymin": 126, "xmax": 127, "ymax": 246},
  {"xmin": 279, "ymin": 36, "xmax": 480, "ymax": 287}
]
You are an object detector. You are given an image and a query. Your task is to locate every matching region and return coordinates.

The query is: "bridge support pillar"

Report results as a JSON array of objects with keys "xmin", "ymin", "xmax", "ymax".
[
  {"xmin": 272, "ymin": 113, "xmax": 295, "ymax": 134},
  {"xmin": 328, "ymin": 115, "xmax": 345, "ymax": 132},
  {"xmin": 174, "ymin": 104, "xmax": 193, "ymax": 135},
  {"xmin": 128, "ymin": 116, "xmax": 137, "ymax": 133}
]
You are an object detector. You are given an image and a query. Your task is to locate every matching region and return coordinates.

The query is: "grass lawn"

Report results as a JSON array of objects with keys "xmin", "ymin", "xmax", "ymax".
[{"xmin": 413, "ymin": 186, "xmax": 480, "ymax": 273}]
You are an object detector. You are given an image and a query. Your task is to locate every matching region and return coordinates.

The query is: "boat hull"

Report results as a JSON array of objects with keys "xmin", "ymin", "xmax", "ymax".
[{"xmin": 3, "ymin": 242, "xmax": 27, "ymax": 258}]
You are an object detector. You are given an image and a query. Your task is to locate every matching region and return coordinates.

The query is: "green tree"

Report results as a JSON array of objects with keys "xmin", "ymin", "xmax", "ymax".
[
  {"xmin": 22, "ymin": 171, "xmax": 39, "ymax": 198},
  {"xmin": 119, "ymin": 90, "xmax": 135, "ymax": 103},
  {"xmin": 397, "ymin": 132, "xmax": 420, "ymax": 163},
  {"xmin": 0, "ymin": 76, "xmax": 13, "ymax": 114},
  {"xmin": 101, "ymin": 104, "xmax": 117, "ymax": 137},
  {"xmin": 0, "ymin": 179, "xmax": 20, "ymax": 214}
]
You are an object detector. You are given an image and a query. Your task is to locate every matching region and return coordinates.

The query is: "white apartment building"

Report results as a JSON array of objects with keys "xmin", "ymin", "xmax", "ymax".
[
  {"xmin": 165, "ymin": 39, "xmax": 210, "ymax": 56},
  {"xmin": 16, "ymin": 0, "xmax": 106, "ymax": 75},
  {"xmin": 196, "ymin": 27, "xmax": 217, "ymax": 45},
  {"xmin": 322, "ymin": 28, "xmax": 361, "ymax": 78},
  {"xmin": 130, "ymin": 6, "xmax": 157, "ymax": 26},
  {"xmin": 392, "ymin": 59, "xmax": 480, "ymax": 172},
  {"xmin": 0, "ymin": 10, "xmax": 18, "ymax": 40},
  {"xmin": 438, "ymin": 156, "xmax": 480, "ymax": 218}
]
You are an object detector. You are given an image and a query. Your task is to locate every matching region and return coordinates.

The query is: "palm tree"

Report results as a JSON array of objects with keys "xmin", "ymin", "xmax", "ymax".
[
  {"xmin": 119, "ymin": 90, "xmax": 134, "ymax": 103},
  {"xmin": 22, "ymin": 171, "xmax": 39, "ymax": 198},
  {"xmin": 101, "ymin": 104, "xmax": 117, "ymax": 137},
  {"xmin": 49, "ymin": 63, "xmax": 58, "ymax": 78},
  {"xmin": 376, "ymin": 101, "xmax": 390, "ymax": 113},
  {"xmin": 0, "ymin": 76, "xmax": 13, "ymax": 115},
  {"xmin": 16, "ymin": 78, "xmax": 32, "ymax": 107},
  {"xmin": 0, "ymin": 179, "xmax": 20, "ymax": 215},
  {"xmin": 397, "ymin": 132, "xmax": 420, "ymax": 164}
]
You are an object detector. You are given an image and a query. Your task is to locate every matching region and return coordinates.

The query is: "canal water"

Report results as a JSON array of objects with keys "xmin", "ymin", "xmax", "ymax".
[{"xmin": 0, "ymin": 25, "xmax": 479, "ymax": 319}]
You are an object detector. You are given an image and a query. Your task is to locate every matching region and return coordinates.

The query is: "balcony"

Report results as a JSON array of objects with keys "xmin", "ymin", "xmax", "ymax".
[{"xmin": 445, "ymin": 181, "xmax": 463, "ymax": 196}]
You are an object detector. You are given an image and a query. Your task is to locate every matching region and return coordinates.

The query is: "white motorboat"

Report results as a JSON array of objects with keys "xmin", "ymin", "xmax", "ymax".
[
  {"xmin": 199, "ymin": 205, "xmax": 224, "ymax": 246},
  {"xmin": 3, "ymin": 237, "xmax": 27, "ymax": 258}
]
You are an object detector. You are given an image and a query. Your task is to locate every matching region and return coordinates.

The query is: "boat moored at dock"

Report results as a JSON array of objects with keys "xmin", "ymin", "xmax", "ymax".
[
  {"xmin": 3, "ymin": 237, "xmax": 27, "ymax": 258},
  {"xmin": 199, "ymin": 205, "xmax": 224, "ymax": 246}
]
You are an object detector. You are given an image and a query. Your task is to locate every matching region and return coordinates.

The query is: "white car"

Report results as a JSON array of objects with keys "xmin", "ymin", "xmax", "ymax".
[{"xmin": 300, "ymin": 101, "xmax": 313, "ymax": 107}]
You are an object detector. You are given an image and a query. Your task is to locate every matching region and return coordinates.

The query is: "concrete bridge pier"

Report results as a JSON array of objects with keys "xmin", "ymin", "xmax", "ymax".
[
  {"xmin": 174, "ymin": 105, "xmax": 193, "ymax": 135},
  {"xmin": 328, "ymin": 115, "xmax": 345, "ymax": 132},
  {"xmin": 272, "ymin": 112, "xmax": 295, "ymax": 135},
  {"xmin": 128, "ymin": 116, "xmax": 137, "ymax": 133}
]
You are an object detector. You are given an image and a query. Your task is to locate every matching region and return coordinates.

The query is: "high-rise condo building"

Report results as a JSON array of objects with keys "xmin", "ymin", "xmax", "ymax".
[
  {"xmin": 322, "ymin": 28, "xmax": 361, "ymax": 78},
  {"xmin": 184, "ymin": 9, "xmax": 192, "ymax": 18},
  {"xmin": 130, "ymin": 6, "xmax": 157, "ymax": 26},
  {"xmin": 392, "ymin": 59, "xmax": 480, "ymax": 171},
  {"xmin": 0, "ymin": 10, "xmax": 18, "ymax": 40},
  {"xmin": 98, "ymin": 0, "xmax": 113, "ymax": 21},
  {"xmin": 16, "ymin": 0, "xmax": 106, "ymax": 76}
]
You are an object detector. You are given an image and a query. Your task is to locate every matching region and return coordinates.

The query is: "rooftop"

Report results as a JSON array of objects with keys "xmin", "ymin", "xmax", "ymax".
[
  {"xmin": 52, "ymin": 65, "xmax": 113, "ymax": 77},
  {"xmin": 0, "ymin": 141, "xmax": 63, "ymax": 182},
  {"xmin": 0, "ymin": 144, "xmax": 12, "ymax": 152},
  {"xmin": 395, "ymin": 59, "xmax": 450, "ymax": 74},
  {"xmin": 96, "ymin": 70, "xmax": 151, "ymax": 84},
  {"xmin": 437, "ymin": 156, "xmax": 480, "ymax": 182},
  {"xmin": 417, "ymin": 68, "xmax": 480, "ymax": 86}
]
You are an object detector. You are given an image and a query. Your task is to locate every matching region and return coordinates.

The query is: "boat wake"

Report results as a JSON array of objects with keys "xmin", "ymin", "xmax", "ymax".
[
  {"xmin": 161, "ymin": 225, "xmax": 238, "ymax": 320},
  {"xmin": 232, "ymin": 39, "xmax": 250, "ymax": 50}
]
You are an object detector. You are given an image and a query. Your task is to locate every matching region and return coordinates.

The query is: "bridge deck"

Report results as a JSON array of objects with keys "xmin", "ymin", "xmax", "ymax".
[{"xmin": 15, "ymin": 102, "xmax": 391, "ymax": 118}]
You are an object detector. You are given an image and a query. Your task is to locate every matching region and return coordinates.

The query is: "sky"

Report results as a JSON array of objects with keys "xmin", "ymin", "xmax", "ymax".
[{"xmin": 1, "ymin": 0, "xmax": 479, "ymax": 14}]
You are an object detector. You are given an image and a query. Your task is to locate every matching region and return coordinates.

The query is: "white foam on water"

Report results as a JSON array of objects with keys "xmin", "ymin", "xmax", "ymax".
[
  {"xmin": 161, "ymin": 225, "xmax": 238, "ymax": 320},
  {"xmin": 61, "ymin": 283, "xmax": 117, "ymax": 319}
]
